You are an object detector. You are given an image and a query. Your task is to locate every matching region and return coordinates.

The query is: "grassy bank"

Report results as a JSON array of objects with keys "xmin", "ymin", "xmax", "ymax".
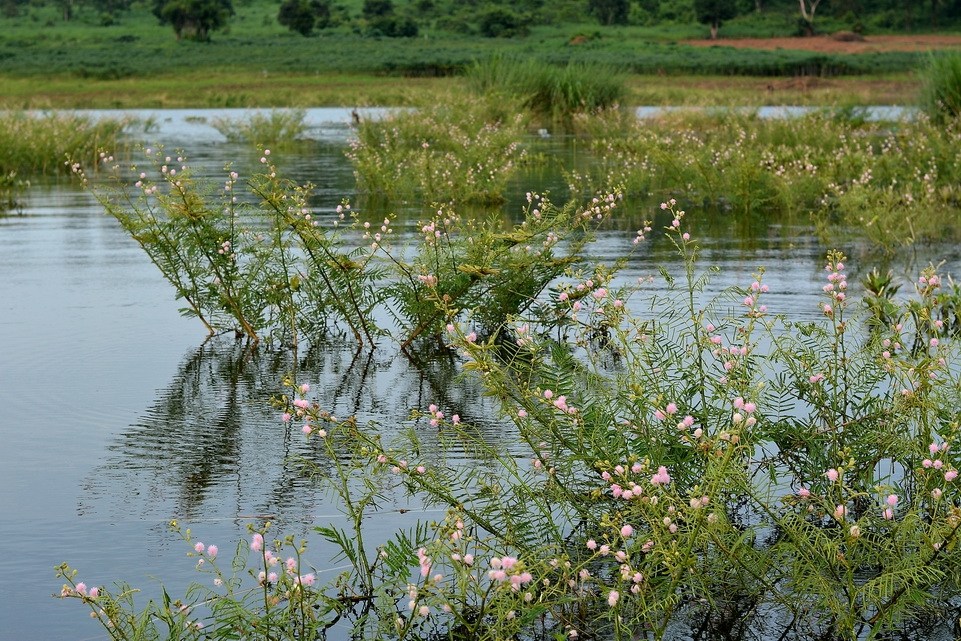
[{"xmin": 0, "ymin": 71, "xmax": 924, "ymax": 109}]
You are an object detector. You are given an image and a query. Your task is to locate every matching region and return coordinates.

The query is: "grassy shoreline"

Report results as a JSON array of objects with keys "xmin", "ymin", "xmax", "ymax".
[{"xmin": 0, "ymin": 71, "xmax": 923, "ymax": 109}]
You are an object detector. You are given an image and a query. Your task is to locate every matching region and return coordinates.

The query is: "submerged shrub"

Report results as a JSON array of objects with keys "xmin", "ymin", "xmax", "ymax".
[{"xmin": 59, "ymin": 203, "xmax": 961, "ymax": 640}]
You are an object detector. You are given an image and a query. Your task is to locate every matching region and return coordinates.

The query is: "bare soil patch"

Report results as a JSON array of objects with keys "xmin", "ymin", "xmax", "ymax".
[{"xmin": 683, "ymin": 33, "xmax": 961, "ymax": 55}]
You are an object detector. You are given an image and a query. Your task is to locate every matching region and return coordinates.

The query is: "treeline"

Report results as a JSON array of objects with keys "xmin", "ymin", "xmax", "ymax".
[{"xmin": 4, "ymin": 0, "xmax": 961, "ymax": 41}]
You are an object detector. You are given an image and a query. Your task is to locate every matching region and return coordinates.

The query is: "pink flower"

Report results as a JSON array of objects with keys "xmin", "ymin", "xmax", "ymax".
[
  {"xmin": 194, "ymin": 542, "xmax": 205, "ymax": 553},
  {"xmin": 608, "ymin": 590, "xmax": 620, "ymax": 607},
  {"xmin": 650, "ymin": 466, "xmax": 671, "ymax": 486},
  {"xmin": 825, "ymin": 468, "xmax": 839, "ymax": 482},
  {"xmin": 207, "ymin": 545, "xmax": 218, "ymax": 558},
  {"xmin": 586, "ymin": 539, "xmax": 597, "ymax": 550},
  {"xmin": 946, "ymin": 470, "xmax": 958, "ymax": 482},
  {"xmin": 251, "ymin": 533, "xmax": 264, "ymax": 552},
  {"xmin": 620, "ymin": 524, "xmax": 634, "ymax": 538},
  {"xmin": 886, "ymin": 494, "xmax": 899, "ymax": 507},
  {"xmin": 88, "ymin": 587, "xmax": 99, "ymax": 599},
  {"xmin": 665, "ymin": 403, "xmax": 678, "ymax": 415}
]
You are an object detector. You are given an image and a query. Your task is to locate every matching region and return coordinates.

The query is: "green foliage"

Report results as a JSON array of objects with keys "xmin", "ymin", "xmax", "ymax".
[
  {"xmin": 152, "ymin": 0, "xmax": 233, "ymax": 40},
  {"xmin": 693, "ymin": 0, "xmax": 739, "ymax": 37},
  {"xmin": 384, "ymin": 191, "xmax": 620, "ymax": 347},
  {"xmin": 465, "ymin": 56, "xmax": 627, "ymax": 124},
  {"xmin": 477, "ymin": 6, "xmax": 529, "ymax": 38},
  {"xmin": 77, "ymin": 148, "xmax": 387, "ymax": 346},
  {"xmin": 920, "ymin": 52, "xmax": 961, "ymax": 124},
  {"xmin": 588, "ymin": 0, "xmax": 629, "ymax": 26},
  {"xmin": 568, "ymin": 108, "xmax": 961, "ymax": 250},
  {"xmin": 347, "ymin": 93, "xmax": 529, "ymax": 203},
  {"xmin": 59, "ymin": 204, "xmax": 961, "ymax": 639},
  {"xmin": 0, "ymin": 111, "xmax": 125, "ymax": 177},
  {"xmin": 277, "ymin": 0, "xmax": 331, "ymax": 35},
  {"xmin": 211, "ymin": 109, "xmax": 311, "ymax": 147}
]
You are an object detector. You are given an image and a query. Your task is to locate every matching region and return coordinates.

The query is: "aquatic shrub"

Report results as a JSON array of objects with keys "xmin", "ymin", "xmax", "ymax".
[
  {"xmin": 383, "ymin": 190, "xmax": 621, "ymax": 348},
  {"xmin": 75, "ymin": 148, "xmax": 388, "ymax": 346},
  {"xmin": 465, "ymin": 56, "xmax": 628, "ymax": 124},
  {"xmin": 347, "ymin": 94, "xmax": 528, "ymax": 204},
  {"xmin": 211, "ymin": 109, "xmax": 311, "ymax": 148},
  {"xmin": 920, "ymin": 52, "xmax": 961, "ymax": 124},
  {"xmin": 60, "ymin": 200, "xmax": 961, "ymax": 640}
]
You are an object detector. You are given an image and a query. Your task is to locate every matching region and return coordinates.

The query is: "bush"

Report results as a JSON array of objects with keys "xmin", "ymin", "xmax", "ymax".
[
  {"xmin": 477, "ymin": 7, "xmax": 529, "ymax": 38},
  {"xmin": 277, "ymin": 0, "xmax": 331, "ymax": 35},
  {"xmin": 920, "ymin": 52, "xmax": 961, "ymax": 124}
]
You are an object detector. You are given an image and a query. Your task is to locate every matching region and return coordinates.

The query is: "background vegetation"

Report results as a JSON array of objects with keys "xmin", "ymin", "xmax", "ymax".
[{"xmin": 3, "ymin": 0, "xmax": 961, "ymax": 109}]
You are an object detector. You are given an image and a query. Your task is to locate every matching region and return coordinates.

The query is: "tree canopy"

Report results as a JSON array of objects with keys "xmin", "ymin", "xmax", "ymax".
[{"xmin": 152, "ymin": 0, "xmax": 233, "ymax": 40}]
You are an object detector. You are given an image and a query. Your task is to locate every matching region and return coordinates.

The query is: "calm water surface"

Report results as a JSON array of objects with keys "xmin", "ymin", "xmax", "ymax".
[{"xmin": 1, "ymin": 108, "xmax": 958, "ymax": 640}]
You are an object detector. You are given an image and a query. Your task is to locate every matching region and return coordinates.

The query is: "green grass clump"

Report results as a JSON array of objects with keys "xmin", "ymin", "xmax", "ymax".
[
  {"xmin": 465, "ymin": 56, "xmax": 628, "ymax": 124},
  {"xmin": 0, "ymin": 112, "xmax": 126, "ymax": 177},
  {"xmin": 920, "ymin": 52, "xmax": 961, "ymax": 123},
  {"xmin": 347, "ymin": 93, "xmax": 529, "ymax": 204},
  {"xmin": 568, "ymin": 107, "xmax": 961, "ymax": 251},
  {"xmin": 211, "ymin": 108, "xmax": 311, "ymax": 147}
]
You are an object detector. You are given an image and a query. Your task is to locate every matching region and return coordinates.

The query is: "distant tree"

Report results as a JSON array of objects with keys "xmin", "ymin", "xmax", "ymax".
[
  {"xmin": 362, "ymin": 0, "xmax": 393, "ymax": 19},
  {"xmin": 478, "ymin": 7, "xmax": 529, "ymax": 37},
  {"xmin": 694, "ymin": 0, "xmax": 738, "ymax": 39},
  {"xmin": 153, "ymin": 0, "xmax": 234, "ymax": 40},
  {"xmin": 798, "ymin": 0, "xmax": 824, "ymax": 35},
  {"xmin": 588, "ymin": 0, "xmax": 628, "ymax": 25},
  {"xmin": 368, "ymin": 14, "xmax": 418, "ymax": 36},
  {"xmin": 278, "ymin": 0, "xmax": 331, "ymax": 35}
]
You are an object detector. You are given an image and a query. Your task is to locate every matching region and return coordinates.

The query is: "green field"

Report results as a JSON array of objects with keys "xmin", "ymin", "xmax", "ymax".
[{"xmin": 2, "ymin": 0, "xmax": 959, "ymax": 108}]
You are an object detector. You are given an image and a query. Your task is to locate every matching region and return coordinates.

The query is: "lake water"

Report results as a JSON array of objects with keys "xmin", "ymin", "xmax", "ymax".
[{"xmin": 1, "ymin": 108, "xmax": 958, "ymax": 640}]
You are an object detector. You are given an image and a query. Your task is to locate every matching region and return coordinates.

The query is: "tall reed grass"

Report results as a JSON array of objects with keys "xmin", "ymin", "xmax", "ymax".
[
  {"xmin": 0, "ymin": 112, "xmax": 126, "ymax": 177},
  {"xmin": 465, "ymin": 56, "xmax": 627, "ymax": 124},
  {"xmin": 920, "ymin": 52, "xmax": 961, "ymax": 124}
]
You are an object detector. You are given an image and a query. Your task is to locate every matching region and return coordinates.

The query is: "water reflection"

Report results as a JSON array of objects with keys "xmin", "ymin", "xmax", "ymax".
[{"xmin": 77, "ymin": 337, "xmax": 505, "ymax": 527}]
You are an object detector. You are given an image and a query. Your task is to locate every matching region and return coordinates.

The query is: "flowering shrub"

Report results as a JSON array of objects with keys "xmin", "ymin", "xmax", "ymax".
[{"xmin": 60, "ymin": 198, "xmax": 961, "ymax": 640}]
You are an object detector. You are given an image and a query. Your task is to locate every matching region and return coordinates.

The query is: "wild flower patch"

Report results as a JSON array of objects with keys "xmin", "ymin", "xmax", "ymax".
[{"xmin": 59, "ymin": 193, "xmax": 961, "ymax": 640}]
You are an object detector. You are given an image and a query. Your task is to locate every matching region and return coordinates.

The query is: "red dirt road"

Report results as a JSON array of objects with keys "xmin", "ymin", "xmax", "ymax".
[{"xmin": 683, "ymin": 33, "xmax": 961, "ymax": 55}]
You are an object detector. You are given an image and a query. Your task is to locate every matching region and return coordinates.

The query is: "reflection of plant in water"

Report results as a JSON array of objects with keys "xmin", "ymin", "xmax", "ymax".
[{"xmin": 61, "ymin": 204, "xmax": 961, "ymax": 640}]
